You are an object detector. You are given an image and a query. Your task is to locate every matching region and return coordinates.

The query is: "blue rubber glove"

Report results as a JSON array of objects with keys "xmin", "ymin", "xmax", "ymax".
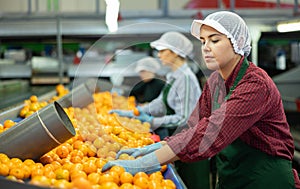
[
  {"xmin": 109, "ymin": 109, "xmax": 134, "ymax": 118},
  {"xmin": 134, "ymin": 106, "xmax": 153, "ymax": 123},
  {"xmin": 116, "ymin": 142, "xmax": 162, "ymax": 158},
  {"xmin": 101, "ymin": 152, "xmax": 161, "ymax": 175}
]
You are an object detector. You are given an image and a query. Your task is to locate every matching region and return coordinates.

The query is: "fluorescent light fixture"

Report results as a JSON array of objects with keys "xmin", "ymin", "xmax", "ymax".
[
  {"xmin": 105, "ymin": 0, "xmax": 120, "ymax": 33},
  {"xmin": 277, "ymin": 20, "xmax": 300, "ymax": 33}
]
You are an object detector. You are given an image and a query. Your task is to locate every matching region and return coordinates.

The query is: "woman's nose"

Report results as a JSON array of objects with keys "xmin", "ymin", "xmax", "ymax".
[{"xmin": 202, "ymin": 43, "xmax": 210, "ymax": 51}]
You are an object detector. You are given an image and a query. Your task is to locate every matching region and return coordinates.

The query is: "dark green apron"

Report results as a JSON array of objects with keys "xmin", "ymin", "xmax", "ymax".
[
  {"xmin": 155, "ymin": 79, "xmax": 176, "ymax": 140},
  {"xmin": 214, "ymin": 58, "xmax": 295, "ymax": 189},
  {"xmin": 162, "ymin": 79, "xmax": 176, "ymax": 115}
]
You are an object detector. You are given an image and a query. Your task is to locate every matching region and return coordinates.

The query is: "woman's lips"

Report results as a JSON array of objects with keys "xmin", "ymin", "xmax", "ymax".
[{"xmin": 204, "ymin": 56, "xmax": 214, "ymax": 61}]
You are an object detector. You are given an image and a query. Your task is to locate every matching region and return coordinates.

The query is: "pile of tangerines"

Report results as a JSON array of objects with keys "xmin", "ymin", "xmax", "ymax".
[{"xmin": 0, "ymin": 86, "xmax": 176, "ymax": 189}]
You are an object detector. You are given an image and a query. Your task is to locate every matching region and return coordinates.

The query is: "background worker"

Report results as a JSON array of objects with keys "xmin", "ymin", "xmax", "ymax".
[
  {"xmin": 129, "ymin": 56, "xmax": 165, "ymax": 104},
  {"xmin": 104, "ymin": 11, "xmax": 300, "ymax": 189},
  {"xmin": 112, "ymin": 31, "xmax": 202, "ymax": 140}
]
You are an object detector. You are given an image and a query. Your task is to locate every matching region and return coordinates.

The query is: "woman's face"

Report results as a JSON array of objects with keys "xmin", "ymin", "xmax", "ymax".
[
  {"xmin": 199, "ymin": 25, "xmax": 238, "ymax": 71},
  {"xmin": 157, "ymin": 49, "xmax": 177, "ymax": 67}
]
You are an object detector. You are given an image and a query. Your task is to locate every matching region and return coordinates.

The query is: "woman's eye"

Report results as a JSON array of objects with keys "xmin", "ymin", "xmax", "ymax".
[{"xmin": 212, "ymin": 39, "xmax": 219, "ymax": 43}]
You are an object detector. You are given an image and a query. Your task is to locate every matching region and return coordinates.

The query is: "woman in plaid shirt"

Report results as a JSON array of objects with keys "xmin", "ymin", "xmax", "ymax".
[{"xmin": 103, "ymin": 11, "xmax": 300, "ymax": 189}]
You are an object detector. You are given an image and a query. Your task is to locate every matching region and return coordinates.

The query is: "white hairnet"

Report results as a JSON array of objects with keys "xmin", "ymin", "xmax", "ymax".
[
  {"xmin": 135, "ymin": 56, "xmax": 161, "ymax": 73},
  {"xmin": 150, "ymin": 31, "xmax": 193, "ymax": 58},
  {"xmin": 191, "ymin": 11, "xmax": 252, "ymax": 57}
]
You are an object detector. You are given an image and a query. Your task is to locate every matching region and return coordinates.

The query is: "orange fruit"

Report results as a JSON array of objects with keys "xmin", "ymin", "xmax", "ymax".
[
  {"xmin": 72, "ymin": 177, "xmax": 93, "ymax": 189},
  {"xmin": 30, "ymin": 175, "xmax": 51, "ymax": 187},
  {"xmin": 52, "ymin": 179, "xmax": 72, "ymax": 189},
  {"xmin": 22, "ymin": 165, "xmax": 31, "ymax": 179},
  {"xmin": 55, "ymin": 168, "xmax": 70, "ymax": 181},
  {"xmin": 82, "ymin": 161, "xmax": 97, "ymax": 174},
  {"xmin": 120, "ymin": 171, "xmax": 133, "ymax": 184},
  {"xmin": 110, "ymin": 165, "xmax": 125, "ymax": 176},
  {"xmin": 99, "ymin": 173, "xmax": 114, "ymax": 185},
  {"xmin": 160, "ymin": 165, "xmax": 167, "ymax": 172},
  {"xmin": 56, "ymin": 145, "xmax": 69, "ymax": 159},
  {"xmin": 109, "ymin": 171, "xmax": 120, "ymax": 185},
  {"xmin": 3, "ymin": 119, "xmax": 15, "ymax": 129},
  {"xmin": 87, "ymin": 172, "xmax": 101, "ymax": 184},
  {"xmin": 70, "ymin": 155, "xmax": 82, "ymax": 164},
  {"xmin": 30, "ymin": 95, "xmax": 38, "ymax": 103},
  {"xmin": 133, "ymin": 172, "xmax": 148, "ymax": 180},
  {"xmin": 70, "ymin": 170, "xmax": 87, "ymax": 181},
  {"xmin": 43, "ymin": 164, "xmax": 55, "ymax": 172},
  {"xmin": 31, "ymin": 168, "xmax": 44, "ymax": 178},
  {"xmin": 133, "ymin": 176, "xmax": 149, "ymax": 189},
  {"xmin": 9, "ymin": 168, "xmax": 24, "ymax": 179},
  {"xmin": 95, "ymin": 158, "xmax": 107, "ymax": 169},
  {"xmin": 23, "ymin": 159, "xmax": 36, "ymax": 166},
  {"xmin": 149, "ymin": 171, "xmax": 163, "ymax": 182},
  {"xmin": 120, "ymin": 183, "xmax": 134, "ymax": 189},
  {"xmin": 0, "ymin": 163, "xmax": 9, "ymax": 176},
  {"xmin": 148, "ymin": 180, "xmax": 163, "ymax": 189},
  {"xmin": 40, "ymin": 154, "xmax": 54, "ymax": 164},
  {"xmin": 70, "ymin": 163, "xmax": 84, "ymax": 173},
  {"xmin": 101, "ymin": 181, "xmax": 119, "ymax": 189},
  {"xmin": 44, "ymin": 170, "xmax": 56, "ymax": 179},
  {"xmin": 161, "ymin": 179, "xmax": 176, "ymax": 189},
  {"xmin": 133, "ymin": 108, "xmax": 140, "ymax": 116}
]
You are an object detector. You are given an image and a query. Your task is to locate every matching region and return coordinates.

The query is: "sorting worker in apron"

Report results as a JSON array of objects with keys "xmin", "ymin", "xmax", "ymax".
[{"xmin": 102, "ymin": 11, "xmax": 300, "ymax": 189}]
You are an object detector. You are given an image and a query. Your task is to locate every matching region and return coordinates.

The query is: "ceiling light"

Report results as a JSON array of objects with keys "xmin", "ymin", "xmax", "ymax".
[
  {"xmin": 105, "ymin": 0, "xmax": 120, "ymax": 33},
  {"xmin": 277, "ymin": 20, "xmax": 300, "ymax": 33}
]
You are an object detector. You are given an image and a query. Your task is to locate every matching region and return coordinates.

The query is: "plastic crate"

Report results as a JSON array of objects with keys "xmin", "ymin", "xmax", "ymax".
[{"xmin": 163, "ymin": 164, "xmax": 187, "ymax": 189}]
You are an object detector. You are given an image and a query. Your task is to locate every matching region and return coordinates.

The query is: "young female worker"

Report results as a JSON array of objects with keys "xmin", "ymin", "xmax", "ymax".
[{"xmin": 104, "ymin": 11, "xmax": 300, "ymax": 188}]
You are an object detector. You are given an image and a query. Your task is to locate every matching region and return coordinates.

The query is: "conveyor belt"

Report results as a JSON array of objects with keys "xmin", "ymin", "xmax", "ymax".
[{"xmin": 0, "ymin": 84, "xmax": 56, "ymax": 112}]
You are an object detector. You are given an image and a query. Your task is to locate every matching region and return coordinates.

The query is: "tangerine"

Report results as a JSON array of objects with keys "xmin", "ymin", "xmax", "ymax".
[
  {"xmin": 70, "ymin": 170, "xmax": 87, "ymax": 181},
  {"xmin": 0, "ymin": 164, "xmax": 9, "ymax": 176},
  {"xmin": 110, "ymin": 165, "xmax": 125, "ymax": 175},
  {"xmin": 72, "ymin": 177, "xmax": 93, "ymax": 189},
  {"xmin": 3, "ymin": 119, "xmax": 15, "ymax": 129},
  {"xmin": 99, "ymin": 173, "xmax": 114, "ymax": 185},
  {"xmin": 56, "ymin": 145, "xmax": 69, "ymax": 159},
  {"xmin": 55, "ymin": 168, "xmax": 70, "ymax": 181},
  {"xmin": 30, "ymin": 95, "xmax": 38, "ymax": 103},
  {"xmin": 120, "ymin": 183, "xmax": 134, "ymax": 189},
  {"xmin": 109, "ymin": 171, "xmax": 120, "ymax": 184},
  {"xmin": 133, "ymin": 176, "xmax": 149, "ymax": 189},
  {"xmin": 9, "ymin": 168, "xmax": 24, "ymax": 179},
  {"xmin": 87, "ymin": 172, "xmax": 101, "ymax": 184},
  {"xmin": 133, "ymin": 108, "xmax": 140, "ymax": 116},
  {"xmin": 83, "ymin": 160, "xmax": 97, "ymax": 174},
  {"xmin": 120, "ymin": 171, "xmax": 133, "ymax": 184},
  {"xmin": 101, "ymin": 181, "xmax": 119, "ymax": 189},
  {"xmin": 161, "ymin": 179, "xmax": 176, "ymax": 189},
  {"xmin": 133, "ymin": 171, "xmax": 148, "ymax": 180}
]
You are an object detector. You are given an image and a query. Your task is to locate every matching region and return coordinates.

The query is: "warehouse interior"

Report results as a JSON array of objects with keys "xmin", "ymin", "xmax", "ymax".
[{"xmin": 0, "ymin": 0, "xmax": 300, "ymax": 188}]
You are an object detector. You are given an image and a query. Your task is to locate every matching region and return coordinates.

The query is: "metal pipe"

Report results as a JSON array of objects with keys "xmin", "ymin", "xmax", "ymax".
[
  {"xmin": 160, "ymin": 0, "xmax": 168, "ymax": 17},
  {"xmin": 56, "ymin": 16, "xmax": 63, "ymax": 84},
  {"xmin": 27, "ymin": 0, "xmax": 32, "ymax": 14},
  {"xmin": 230, "ymin": 0, "xmax": 235, "ymax": 12},
  {"xmin": 35, "ymin": 0, "xmax": 39, "ymax": 12},
  {"xmin": 95, "ymin": 0, "xmax": 100, "ymax": 14},
  {"xmin": 295, "ymin": 0, "xmax": 299, "ymax": 14}
]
